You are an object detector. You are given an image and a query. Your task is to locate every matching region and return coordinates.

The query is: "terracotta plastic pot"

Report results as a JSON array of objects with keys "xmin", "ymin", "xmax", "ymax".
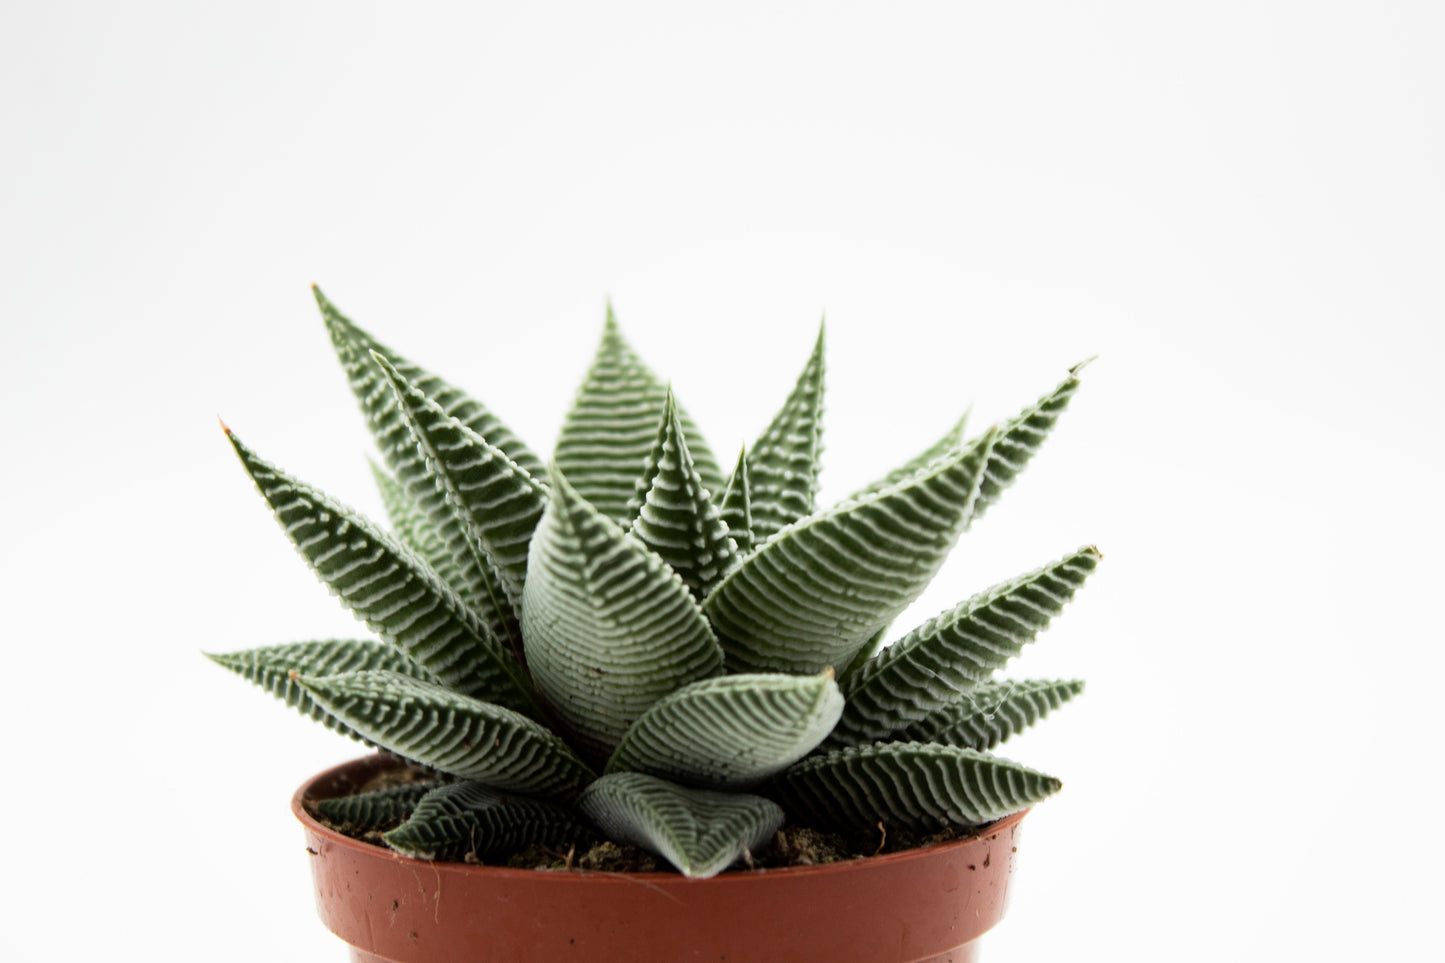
[{"xmin": 295, "ymin": 754, "xmax": 1029, "ymax": 963}]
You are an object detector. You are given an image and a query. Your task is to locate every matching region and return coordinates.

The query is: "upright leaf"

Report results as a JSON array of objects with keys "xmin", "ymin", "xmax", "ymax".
[
  {"xmin": 206, "ymin": 638, "xmax": 436, "ymax": 742},
  {"xmin": 703, "ymin": 427, "xmax": 997, "ymax": 676},
  {"xmin": 745, "ymin": 323, "xmax": 825, "ymax": 543},
  {"xmin": 718, "ymin": 446, "xmax": 754, "ymax": 556},
  {"xmin": 831, "ymin": 546, "xmax": 1101, "ymax": 747},
  {"xmin": 383, "ymin": 781, "xmax": 597, "ymax": 861},
  {"xmin": 375, "ymin": 353, "xmax": 547, "ymax": 623},
  {"xmin": 899, "ymin": 679, "xmax": 1086, "ymax": 750},
  {"xmin": 849, "ymin": 408, "xmax": 970, "ymax": 501},
  {"xmin": 968, "ymin": 363, "xmax": 1085, "ymax": 527},
  {"xmin": 578, "ymin": 772, "xmax": 784, "ymax": 879},
  {"xmin": 225, "ymin": 428, "xmax": 541, "ymax": 716},
  {"xmin": 605, "ymin": 671, "xmax": 843, "ymax": 789},
  {"xmin": 521, "ymin": 465, "xmax": 725, "ymax": 763},
  {"xmin": 314, "ymin": 286, "xmax": 545, "ymax": 479},
  {"xmin": 774, "ymin": 742, "xmax": 1061, "ymax": 832},
  {"xmin": 625, "ymin": 392, "xmax": 737, "ymax": 599},
  {"xmin": 297, "ymin": 670, "xmax": 595, "ymax": 799},
  {"xmin": 369, "ymin": 460, "xmax": 451, "ymax": 576},
  {"xmin": 553, "ymin": 308, "xmax": 723, "ymax": 522}
]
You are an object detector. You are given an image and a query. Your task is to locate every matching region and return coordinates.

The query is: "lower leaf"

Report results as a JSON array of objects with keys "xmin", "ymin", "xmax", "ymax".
[
  {"xmin": 383, "ymin": 782, "xmax": 597, "ymax": 861},
  {"xmin": 578, "ymin": 772, "xmax": 783, "ymax": 879},
  {"xmin": 296, "ymin": 670, "xmax": 596, "ymax": 799},
  {"xmin": 773, "ymin": 742, "xmax": 1061, "ymax": 832}
]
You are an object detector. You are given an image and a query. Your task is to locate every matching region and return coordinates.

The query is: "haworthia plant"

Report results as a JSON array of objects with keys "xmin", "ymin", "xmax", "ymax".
[{"xmin": 212, "ymin": 290, "xmax": 1101, "ymax": 878}]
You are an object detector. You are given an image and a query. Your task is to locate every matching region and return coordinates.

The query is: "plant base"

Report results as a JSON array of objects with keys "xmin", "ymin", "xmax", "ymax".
[{"xmin": 296, "ymin": 755, "xmax": 1028, "ymax": 963}]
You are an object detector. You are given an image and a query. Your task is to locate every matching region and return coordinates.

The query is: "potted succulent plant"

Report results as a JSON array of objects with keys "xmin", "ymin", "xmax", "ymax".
[{"xmin": 210, "ymin": 287, "xmax": 1100, "ymax": 962}]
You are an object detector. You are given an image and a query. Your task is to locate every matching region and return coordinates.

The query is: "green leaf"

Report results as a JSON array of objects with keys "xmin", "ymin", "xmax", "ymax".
[
  {"xmin": 224, "ymin": 429, "xmax": 541, "ymax": 716},
  {"xmin": 296, "ymin": 670, "xmax": 595, "ymax": 799},
  {"xmin": 383, "ymin": 781, "xmax": 597, "ymax": 861},
  {"xmin": 605, "ymin": 671, "xmax": 843, "ymax": 789},
  {"xmin": 206, "ymin": 639, "xmax": 437, "ymax": 744},
  {"xmin": 374, "ymin": 352, "xmax": 548, "ymax": 645},
  {"xmin": 717, "ymin": 446, "xmax": 754, "ymax": 556},
  {"xmin": 744, "ymin": 323, "xmax": 825, "ymax": 543},
  {"xmin": 314, "ymin": 286, "xmax": 546, "ymax": 479},
  {"xmin": 774, "ymin": 742, "xmax": 1061, "ymax": 832},
  {"xmin": 553, "ymin": 308, "xmax": 723, "ymax": 522},
  {"xmin": 831, "ymin": 546, "xmax": 1101, "ymax": 747},
  {"xmin": 521, "ymin": 465, "xmax": 725, "ymax": 763},
  {"xmin": 703, "ymin": 427, "xmax": 998, "ymax": 676},
  {"xmin": 849, "ymin": 409, "xmax": 970, "ymax": 501},
  {"xmin": 578, "ymin": 772, "xmax": 783, "ymax": 878},
  {"xmin": 968, "ymin": 363, "xmax": 1084, "ymax": 528},
  {"xmin": 899, "ymin": 679, "xmax": 1086, "ymax": 750},
  {"xmin": 314, "ymin": 782, "xmax": 440, "ymax": 834},
  {"xmin": 625, "ymin": 391, "xmax": 737, "ymax": 599},
  {"xmin": 369, "ymin": 460, "xmax": 451, "ymax": 576}
]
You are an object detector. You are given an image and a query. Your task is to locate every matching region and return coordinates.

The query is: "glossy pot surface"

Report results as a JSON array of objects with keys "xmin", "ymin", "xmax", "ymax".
[{"xmin": 295, "ymin": 754, "xmax": 1028, "ymax": 963}]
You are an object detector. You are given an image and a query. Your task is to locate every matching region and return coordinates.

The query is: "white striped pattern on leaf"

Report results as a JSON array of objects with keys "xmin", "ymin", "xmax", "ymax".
[
  {"xmin": 226, "ymin": 430, "xmax": 540, "ymax": 717},
  {"xmin": 831, "ymin": 546, "xmax": 1101, "ymax": 747},
  {"xmin": 297, "ymin": 670, "xmax": 595, "ymax": 800},
  {"xmin": 376, "ymin": 353, "xmax": 546, "ymax": 632},
  {"xmin": 521, "ymin": 465, "xmax": 725, "ymax": 764},
  {"xmin": 382, "ymin": 781, "xmax": 597, "ymax": 861},
  {"xmin": 206, "ymin": 638, "xmax": 436, "ymax": 744},
  {"xmin": 314, "ymin": 782, "xmax": 439, "ymax": 834},
  {"xmin": 968, "ymin": 364, "xmax": 1084, "ymax": 528},
  {"xmin": 743, "ymin": 324, "xmax": 825, "ymax": 544},
  {"xmin": 578, "ymin": 772, "xmax": 784, "ymax": 878},
  {"xmin": 370, "ymin": 461, "xmax": 452, "ymax": 578},
  {"xmin": 774, "ymin": 742, "xmax": 1061, "ymax": 832},
  {"xmin": 900, "ymin": 679, "xmax": 1085, "ymax": 750},
  {"xmin": 703, "ymin": 427, "xmax": 998, "ymax": 676},
  {"xmin": 605, "ymin": 671, "xmax": 843, "ymax": 789},
  {"xmin": 315, "ymin": 286, "xmax": 545, "ymax": 478},
  {"xmin": 553, "ymin": 309, "xmax": 723, "ymax": 522},
  {"xmin": 625, "ymin": 392, "xmax": 736, "ymax": 599},
  {"xmin": 718, "ymin": 446, "xmax": 754, "ymax": 556}
]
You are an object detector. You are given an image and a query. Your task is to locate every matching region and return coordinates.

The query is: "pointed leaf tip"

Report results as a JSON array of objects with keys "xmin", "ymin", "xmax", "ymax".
[{"xmin": 217, "ymin": 416, "xmax": 231, "ymax": 436}]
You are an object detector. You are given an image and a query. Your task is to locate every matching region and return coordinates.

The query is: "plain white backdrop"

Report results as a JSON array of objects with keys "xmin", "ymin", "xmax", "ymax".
[{"xmin": 2, "ymin": 2, "xmax": 1441, "ymax": 959}]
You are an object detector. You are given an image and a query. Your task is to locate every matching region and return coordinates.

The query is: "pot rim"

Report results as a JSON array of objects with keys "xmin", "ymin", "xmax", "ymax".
[{"xmin": 292, "ymin": 752, "xmax": 1031, "ymax": 885}]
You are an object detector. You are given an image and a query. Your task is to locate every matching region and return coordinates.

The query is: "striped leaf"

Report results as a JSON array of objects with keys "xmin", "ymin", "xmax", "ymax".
[
  {"xmin": 369, "ymin": 460, "xmax": 451, "ymax": 576},
  {"xmin": 553, "ymin": 308, "xmax": 723, "ymax": 522},
  {"xmin": 383, "ymin": 781, "xmax": 597, "ymax": 861},
  {"xmin": 745, "ymin": 323, "xmax": 825, "ymax": 543},
  {"xmin": 774, "ymin": 742, "xmax": 1061, "ymax": 832},
  {"xmin": 206, "ymin": 639, "xmax": 437, "ymax": 744},
  {"xmin": 703, "ymin": 427, "xmax": 998, "ymax": 676},
  {"xmin": 375, "ymin": 352, "xmax": 547, "ymax": 635},
  {"xmin": 296, "ymin": 670, "xmax": 595, "ymax": 799},
  {"xmin": 314, "ymin": 286, "xmax": 545, "ymax": 478},
  {"xmin": 225, "ymin": 429, "xmax": 541, "ymax": 716},
  {"xmin": 850, "ymin": 409, "xmax": 970, "ymax": 501},
  {"xmin": 718, "ymin": 446, "xmax": 754, "ymax": 556},
  {"xmin": 831, "ymin": 546, "xmax": 1101, "ymax": 747},
  {"xmin": 578, "ymin": 772, "xmax": 784, "ymax": 879},
  {"xmin": 969, "ymin": 363, "xmax": 1085, "ymax": 528},
  {"xmin": 315, "ymin": 782, "xmax": 439, "ymax": 834},
  {"xmin": 625, "ymin": 392, "xmax": 737, "ymax": 599},
  {"xmin": 900, "ymin": 679, "xmax": 1086, "ymax": 750},
  {"xmin": 521, "ymin": 465, "xmax": 725, "ymax": 763},
  {"xmin": 605, "ymin": 671, "xmax": 843, "ymax": 789}
]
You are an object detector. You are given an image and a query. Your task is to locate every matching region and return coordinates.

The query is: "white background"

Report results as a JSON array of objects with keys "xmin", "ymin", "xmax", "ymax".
[{"xmin": 2, "ymin": 2, "xmax": 1441, "ymax": 959}]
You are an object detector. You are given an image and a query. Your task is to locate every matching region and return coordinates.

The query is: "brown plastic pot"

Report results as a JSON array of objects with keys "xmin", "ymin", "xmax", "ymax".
[{"xmin": 294, "ymin": 754, "xmax": 1030, "ymax": 963}]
